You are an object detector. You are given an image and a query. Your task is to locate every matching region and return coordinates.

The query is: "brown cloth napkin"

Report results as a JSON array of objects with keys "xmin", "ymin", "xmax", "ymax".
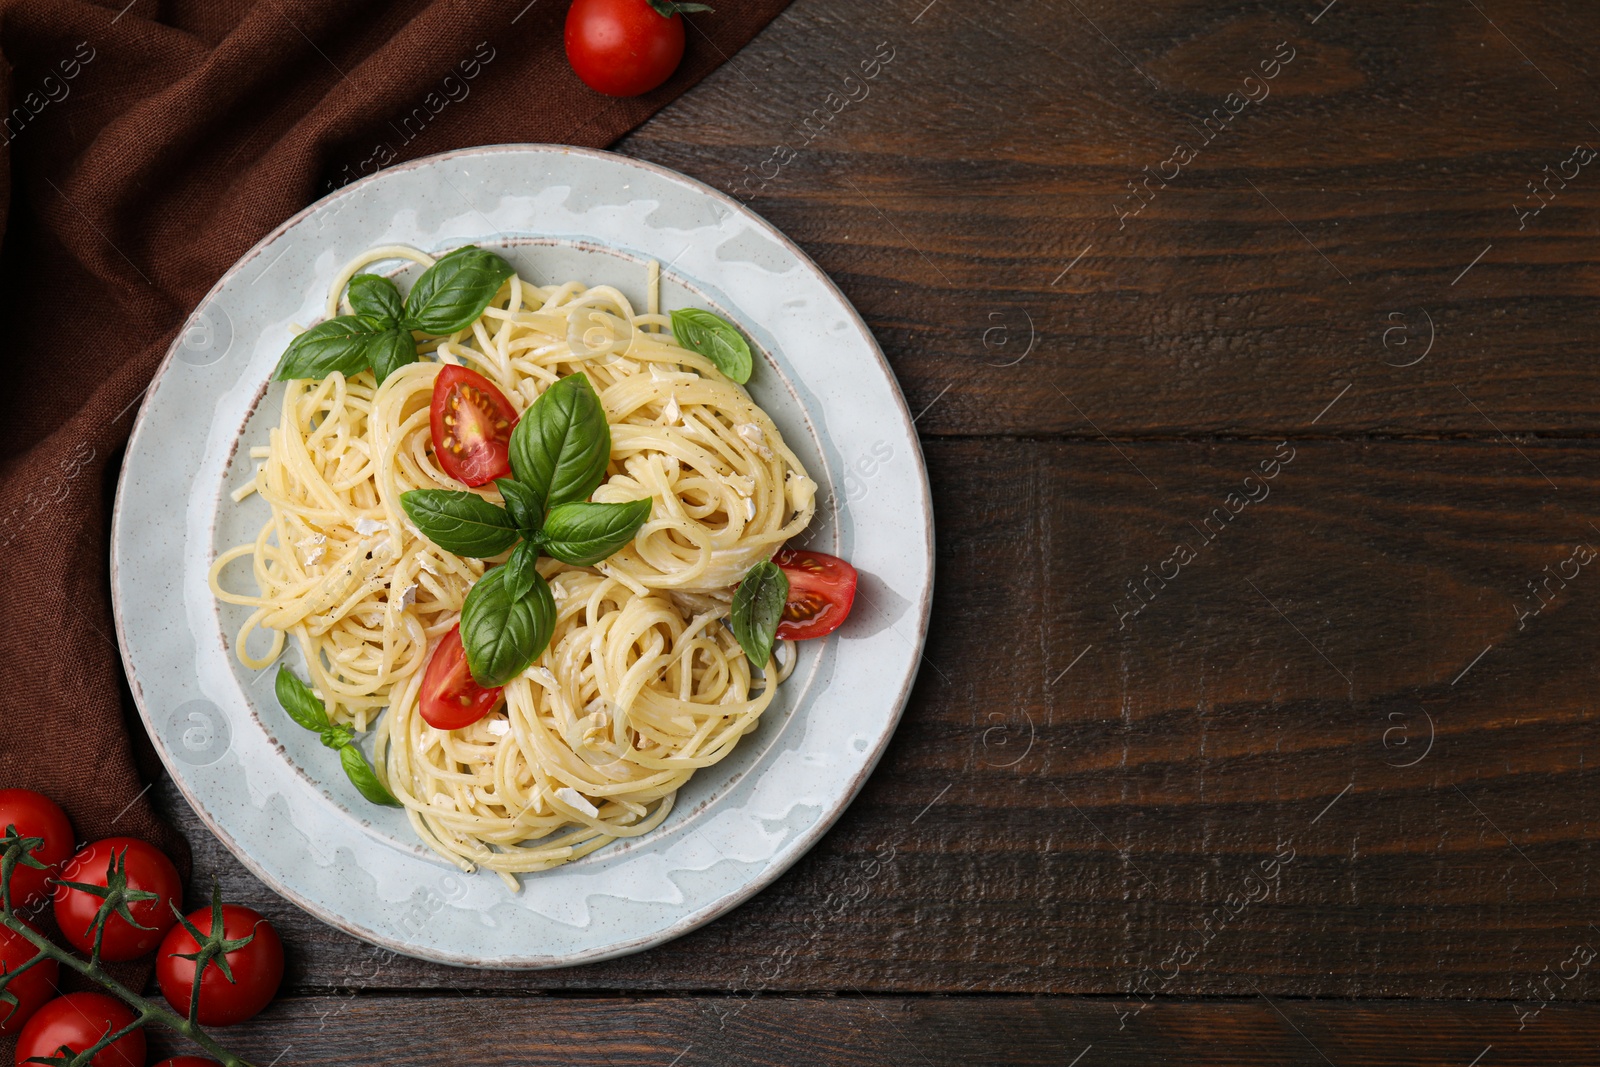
[{"xmin": 0, "ymin": 0, "xmax": 788, "ymax": 1021}]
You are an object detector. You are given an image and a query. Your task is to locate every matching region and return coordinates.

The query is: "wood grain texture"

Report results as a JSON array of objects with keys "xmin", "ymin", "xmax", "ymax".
[
  {"xmin": 158, "ymin": 438, "xmax": 1600, "ymax": 999},
  {"xmin": 138, "ymin": 995, "xmax": 1600, "ymax": 1067},
  {"xmin": 129, "ymin": 0, "xmax": 1600, "ymax": 1058},
  {"xmin": 618, "ymin": 0, "xmax": 1600, "ymax": 437}
]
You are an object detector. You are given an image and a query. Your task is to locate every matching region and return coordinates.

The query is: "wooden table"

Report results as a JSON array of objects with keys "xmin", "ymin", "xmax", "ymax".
[{"xmin": 146, "ymin": 1, "xmax": 1600, "ymax": 1062}]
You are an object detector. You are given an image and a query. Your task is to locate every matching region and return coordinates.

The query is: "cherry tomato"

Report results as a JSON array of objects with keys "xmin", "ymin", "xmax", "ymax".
[
  {"xmin": 772, "ymin": 549, "xmax": 858, "ymax": 640},
  {"xmin": 420, "ymin": 624, "xmax": 503, "ymax": 730},
  {"xmin": 153, "ymin": 1060, "xmax": 224, "ymax": 1067},
  {"xmin": 0, "ymin": 922, "xmax": 59, "ymax": 1035},
  {"xmin": 430, "ymin": 365, "xmax": 518, "ymax": 487},
  {"xmin": 157, "ymin": 904, "xmax": 284, "ymax": 1027},
  {"xmin": 565, "ymin": 0, "xmax": 689, "ymax": 98},
  {"xmin": 14, "ymin": 992, "xmax": 144, "ymax": 1067},
  {"xmin": 0, "ymin": 789, "xmax": 73, "ymax": 910},
  {"xmin": 53, "ymin": 838, "xmax": 182, "ymax": 962}
]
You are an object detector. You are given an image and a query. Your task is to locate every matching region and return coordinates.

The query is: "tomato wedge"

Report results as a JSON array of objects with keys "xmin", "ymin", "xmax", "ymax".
[
  {"xmin": 420, "ymin": 624, "xmax": 503, "ymax": 730},
  {"xmin": 430, "ymin": 365, "xmax": 518, "ymax": 487},
  {"xmin": 773, "ymin": 549, "xmax": 858, "ymax": 640}
]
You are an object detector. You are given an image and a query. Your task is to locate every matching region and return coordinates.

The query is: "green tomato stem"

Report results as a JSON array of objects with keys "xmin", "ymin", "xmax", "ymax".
[{"xmin": 0, "ymin": 911, "xmax": 256, "ymax": 1067}]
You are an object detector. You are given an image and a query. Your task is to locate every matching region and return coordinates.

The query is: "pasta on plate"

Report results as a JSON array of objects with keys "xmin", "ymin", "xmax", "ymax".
[{"xmin": 211, "ymin": 244, "xmax": 825, "ymax": 887}]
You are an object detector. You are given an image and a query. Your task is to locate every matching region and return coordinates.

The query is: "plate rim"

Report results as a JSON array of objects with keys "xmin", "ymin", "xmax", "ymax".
[{"xmin": 111, "ymin": 142, "xmax": 935, "ymax": 968}]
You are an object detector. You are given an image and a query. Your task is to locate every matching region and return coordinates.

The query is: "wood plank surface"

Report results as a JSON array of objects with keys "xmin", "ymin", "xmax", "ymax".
[
  {"xmin": 125, "ymin": 0, "xmax": 1600, "ymax": 1060},
  {"xmin": 159, "ymin": 438, "xmax": 1600, "ymax": 998},
  {"xmin": 139, "ymin": 994, "xmax": 1600, "ymax": 1067},
  {"xmin": 620, "ymin": 0, "xmax": 1600, "ymax": 437}
]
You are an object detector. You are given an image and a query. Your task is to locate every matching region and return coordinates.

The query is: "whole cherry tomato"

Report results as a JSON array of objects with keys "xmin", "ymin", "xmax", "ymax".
[
  {"xmin": 53, "ymin": 837, "xmax": 182, "ymax": 961},
  {"xmin": 0, "ymin": 789, "xmax": 73, "ymax": 910},
  {"xmin": 0, "ymin": 921, "xmax": 59, "ymax": 1035},
  {"xmin": 13, "ymin": 992, "xmax": 144, "ymax": 1067},
  {"xmin": 565, "ymin": 0, "xmax": 700, "ymax": 98},
  {"xmin": 157, "ymin": 904, "xmax": 284, "ymax": 1026}
]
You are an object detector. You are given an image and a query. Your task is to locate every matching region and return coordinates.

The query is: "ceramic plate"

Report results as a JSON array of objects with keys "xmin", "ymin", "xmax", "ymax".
[{"xmin": 110, "ymin": 144, "xmax": 933, "ymax": 968}]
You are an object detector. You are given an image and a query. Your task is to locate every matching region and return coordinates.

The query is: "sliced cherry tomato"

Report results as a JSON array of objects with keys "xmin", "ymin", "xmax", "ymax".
[
  {"xmin": 420, "ymin": 624, "xmax": 504, "ymax": 730},
  {"xmin": 0, "ymin": 789, "xmax": 73, "ymax": 910},
  {"xmin": 565, "ymin": 0, "xmax": 688, "ymax": 98},
  {"xmin": 157, "ymin": 904, "xmax": 284, "ymax": 1027},
  {"xmin": 14, "ymin": 992, "xmax": 144, "ymax": 1067},
  {"xmin": 53, "ymin": 837, "xmax": 182, "ymax": 962},
  {"xmin": 0, "ymin": 922, "xmax": 58, "ymax": 1035},
  {"xmin": 430, "ymin": 365, "xmax": 518, "ymax": 487},
  {"xmin": 773, "ymin": 549, "xmax": 858, "ymax": 640}
]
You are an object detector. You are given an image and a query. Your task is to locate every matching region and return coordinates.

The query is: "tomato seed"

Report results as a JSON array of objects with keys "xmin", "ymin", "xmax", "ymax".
[{"xmin": 783, "ymin": 593, "xmax": 826, "ymax": 622}]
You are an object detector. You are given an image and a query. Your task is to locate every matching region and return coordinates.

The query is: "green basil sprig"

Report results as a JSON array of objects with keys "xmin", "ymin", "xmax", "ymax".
[
  {"xmin": 730, "ymin": 559, "xmax": 789, "ymax": 669},
  {"xmin": 495, "ymin": 478, "xmax": 543, "ymax": 539},
  {"xmin": 349, "ymin": 272, "xmax": 404, "ymax": 327},
  {"xmin": 403, "ymin": 246, "xmax": 518, "ymax": 334},
  {"xmin": 399, "ymin": 489, "xmax": 520, "ymax": 558},
  {"xmin": 273, "ymin": 244, "xmax": 515, "ymax": 384},
  {"xmin": 670, "ymin": 308, "xmax": 754, "ymax": 384},
  {"xmin": 499, "ymin": 540, "xmax": 542, "ymax": 601},
  {"xmin": 402, "ymin": 373, "xmax": 654, "ymax": 688},
  {"xmin": 509, "ymin": 372, "xmax": 613, "ymax": 519},
  {"xmin": 459, "ymin": 564, "xmax": 558, "ymax": 686},
  {"xmin": 274, "ymin": 667, "xmax": 401, "ymax": 807},
  {"xmin": 368, "ymin": 328, "xmax": 419, "ymax": 383},
  {"xmin": 540, "ymin": 499, "xmax": 654, "ymax": 566}
]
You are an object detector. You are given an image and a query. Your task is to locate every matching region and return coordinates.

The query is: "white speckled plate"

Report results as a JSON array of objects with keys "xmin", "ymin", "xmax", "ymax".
[{"xmin": 110, "ymin": 145, "xmax": 933, "ymax": 968}]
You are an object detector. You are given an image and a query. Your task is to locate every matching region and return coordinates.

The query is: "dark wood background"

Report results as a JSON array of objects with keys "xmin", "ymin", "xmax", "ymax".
[{"xmin": 140, "ymin": 0, "xmax": 1600, "ymax": 1062}]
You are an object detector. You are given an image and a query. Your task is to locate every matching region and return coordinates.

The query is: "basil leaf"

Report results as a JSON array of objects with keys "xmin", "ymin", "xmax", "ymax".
[
  {"xmin": 670, "ymin": 308, "xmax": 754, "ymax": 385},
  {"xmin": 273, "ymin": 317, "xmax": 380, "ymax": 381},
  {"xmin": 539, "ymin": 499, "xmax": 652, "ymax": 566},
  {"xmin": 367, "ymin": 328, "xmax": 418, "ymax": 385},
  {"xmin": 730, "ymin": 560, "xmax": 788, "ymax": 669},
  {"xmin": 495, "ymin": 478, "xmax": 543, "ymax": 539},
  {"xmin": 499, "ymin": 539, "xmax": 542, "ymax": 602},
  {"xmin": 508, "ymin": 373, "xmax": 611, "ymax": 519},
  {"xmin": 404, "ymin": 245, "xmax": 516, "ymax": 334},
  {"xmin": 348, "ymin": 273, "xmax": 403, "ymax": 329},
  {"xmin": 274, "ymin": 667, "xmax": 397, "ymax": 808},
  {"xmin": 460, "ymin": 565, "xmax": 556, "ymax": 686},
  {"xmin": 400, "ymin": 490, "xmax": 520, "ymax": 558},
  {"xmin": 338, "ymin": 744, "xmax": 402, "ymax": 807},
  {"xmin": 319, "ymin": 723, "xmax": 354, "ymax": 750},
  {"xmin": 275, "ymin": 667, "xmax": 331, "ymax": 732}
]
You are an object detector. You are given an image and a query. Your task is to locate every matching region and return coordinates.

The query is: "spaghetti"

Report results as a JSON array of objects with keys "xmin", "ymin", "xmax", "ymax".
[{"xmin": 211, "ymin": 245, "xmax": 817, "ymax": 886}]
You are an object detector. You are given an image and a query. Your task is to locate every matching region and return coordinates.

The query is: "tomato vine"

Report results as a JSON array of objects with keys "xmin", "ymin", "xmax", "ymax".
[{"xmin": 0, "ymin": 824, "xmax": 256, "ymax": 1067}]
